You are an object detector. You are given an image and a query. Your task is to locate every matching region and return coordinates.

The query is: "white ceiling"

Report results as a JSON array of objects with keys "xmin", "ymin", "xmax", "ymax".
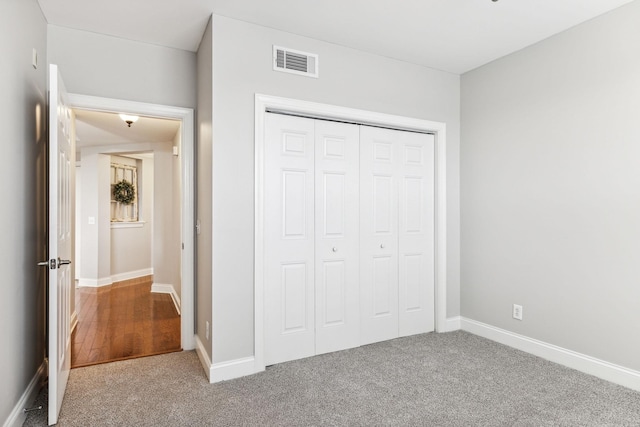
[
  {"xmin": 74, "ymin": 110, "xmax": 180, "ymax": 148},
  {"xmin": 37, "ymin": 0, "xmax": 634, "ymax": 74}
]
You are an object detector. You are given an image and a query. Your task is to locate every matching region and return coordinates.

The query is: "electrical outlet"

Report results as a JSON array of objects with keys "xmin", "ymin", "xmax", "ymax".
[
  {"xmin": 206, "ymin": 321, "xmax": 210, "ymax": 340},
  {"xmin": 513, "ymin": 304, "xmax": 523, "ymax": 320}
]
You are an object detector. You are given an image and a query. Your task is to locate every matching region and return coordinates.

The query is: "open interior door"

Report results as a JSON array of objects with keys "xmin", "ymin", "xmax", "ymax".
[{"xmin": 47, "ymin": 64, "xmax": 73, "ymax": 425}]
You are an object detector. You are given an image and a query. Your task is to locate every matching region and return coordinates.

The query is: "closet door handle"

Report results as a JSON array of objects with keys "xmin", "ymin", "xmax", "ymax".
[
  {"xmin": 380, "ymin": 244, "xmax": 385, "ymax": 249},
  {"xmin": 332, "ymin": 247, "xmax": 338, "ymax": 252}
]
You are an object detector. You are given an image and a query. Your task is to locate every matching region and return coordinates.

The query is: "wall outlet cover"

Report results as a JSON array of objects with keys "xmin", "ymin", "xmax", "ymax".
[{"xmin": 513, "ymin": 304, "xmax": 523, "ymax": 320}]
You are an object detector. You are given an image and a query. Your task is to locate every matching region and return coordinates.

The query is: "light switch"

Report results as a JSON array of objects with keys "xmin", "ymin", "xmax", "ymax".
[{"xmin": 88, "ymin": 216, "xmax": 95, "ymax": 225}]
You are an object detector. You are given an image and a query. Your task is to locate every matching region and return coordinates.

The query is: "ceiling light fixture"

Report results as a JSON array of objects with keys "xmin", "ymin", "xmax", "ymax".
[{"xmin": 119, "ymin": 114, "xmax": 139, "ymax": 127}]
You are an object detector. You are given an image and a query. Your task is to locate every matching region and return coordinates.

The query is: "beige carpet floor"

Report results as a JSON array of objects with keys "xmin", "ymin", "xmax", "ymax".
[{"xmin": 24, "ymin": 331, "xmax": 640, "ymax": 426}]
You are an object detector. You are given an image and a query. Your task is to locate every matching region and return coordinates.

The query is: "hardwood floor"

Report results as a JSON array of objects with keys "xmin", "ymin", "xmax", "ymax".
[{"xmin": 71, "ymin": 276, "xmax": 181, "ymax": 368}]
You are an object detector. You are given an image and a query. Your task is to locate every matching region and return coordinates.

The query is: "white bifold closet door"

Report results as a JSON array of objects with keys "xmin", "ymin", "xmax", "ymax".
[
  {"xmin": 360, "ymin": 126, "xmax": 435, "ymax": 345},
  {"xmin": 264, "ymin": 113, "xmax": 360, "ymax": 365},
  {"xmin": 264, "ymin": 114, "xmax": 315, "ymax": 365},
  {"xmin": 314, "ymin": 120, "xmax": 360, "ymax": 355}
]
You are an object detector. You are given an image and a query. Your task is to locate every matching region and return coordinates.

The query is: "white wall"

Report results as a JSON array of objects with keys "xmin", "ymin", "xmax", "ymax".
[
  {"xmin": 0, "ymin": 0, "xmax": 47, "ymax": 424},
  {"xmin": 78, "ymin": 150, "xmax": 111, "ymax": 285},
  {"xmin": 47, "ymin": 25, "xmax": 196, "ymax": 109},
  {"xmin": 209, "ymin": 15, "xmax": 461, "ymax": 363},
  {"xmin": 75, "ymin": 163, "xmax": 82, "ymax": 280},
  {"xmin": 196, "ymin": 16, "xmax": 214, "ymax": 360},
  {"xmin": 461, "ymin": 1, "xmax": 640, "ymax": 371},
  {"xmin": 152, "ymin": 143, "xmax": 180, "ymax": 289},
  {"xmin": 171, "ymin": 131, "xmax": 183, "ymax": 299}
]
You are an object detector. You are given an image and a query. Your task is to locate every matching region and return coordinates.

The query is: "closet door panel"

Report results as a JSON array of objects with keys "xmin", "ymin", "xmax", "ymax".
[
  {"xmin": 360, "ymin": 126, "xmax": 399, "ymax": 345},
  {"xmin": 264, "ymin": 113, "xmax": 316, "ymax": 365},
  {"xmin": 315, "ymin": 120, "xmax": 360, "ymax": 355},
  {"xmin": 399, "ymin": 132, "xmax": 435, "ymax": 336}
]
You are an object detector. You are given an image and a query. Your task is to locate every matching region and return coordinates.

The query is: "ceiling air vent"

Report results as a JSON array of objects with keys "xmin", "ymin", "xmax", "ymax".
[{"xmin": 273, "ymin": 45, "xmax": 319, "ymax": 78}]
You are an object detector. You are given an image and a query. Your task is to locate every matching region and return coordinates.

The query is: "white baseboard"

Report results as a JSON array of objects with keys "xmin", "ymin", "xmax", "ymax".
[
  {"xmin": 461, "ymin": 317, "xmax": 640, "ymax": 392},
  {"xmin": 77, "ymin": 277, "xmax": 112, "ymax": 288},
  {"xmin": 195, "ymin": 315, "xmax": 639, "ymax": 391},
  {"xmin": 195, "ymin": 335, "xmax": 212, "ymax": 382},
  {"xmin": 3, "ymin": 362, "xmax": 46, "ymax": 427},
  {"xmin": 194, "ymin": 336, "xmax": 261, "ymax": 384},
  {"xmin": 151, "ymin": 283, "xmax": 181, "ymax": 315},
  {"xmin": 70, "ymin": 310, "xmax": 78, "ymax": 334},
  {"xmin": 111, "ymin": 268, "xmax": 153, "ymax": 284},
  {"xmin": 78, "ymin": 269, "xmax": 153, "ymax": 288},
  {"xmin": 443, "ymin": 316, "xmax": 461, "ymax": 332},
  {"xmin": 211, "ymin": 356, "xmax": 259, "ymax": 383}
]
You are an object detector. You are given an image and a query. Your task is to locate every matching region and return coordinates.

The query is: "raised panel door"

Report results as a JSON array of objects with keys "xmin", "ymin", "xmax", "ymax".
[
  {"xmin": 264, "ymin": 113, "xmax": 316, "ymax": 365},
  {"xmin": 48, "ymin": 64, "xmax": 73, "ymax": 425},
  {"xmin": 315, "ymin": 120, "xmax": 360, "ymax": 355},
  {"xmin": 359, "ymin": 126, "xmax": 399, "ymax": 345},
  {"xmin": 398, "ymin": 132, "xmax": 435, "ymax": 336}
]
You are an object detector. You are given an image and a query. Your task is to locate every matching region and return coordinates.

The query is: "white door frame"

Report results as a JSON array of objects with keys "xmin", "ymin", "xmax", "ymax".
[
  {"xmin": 68, "ymin": 93, "xmax": 195, "ymax": 351},
  {"xmin": 254, "ymin": 94, "xmax": 447, "ymax": 371}
]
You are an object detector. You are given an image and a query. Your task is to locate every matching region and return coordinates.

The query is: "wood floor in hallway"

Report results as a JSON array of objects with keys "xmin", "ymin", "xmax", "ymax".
[{"xmin": 71, "ymin": 276, "xmax": 181, "ymax": 368}]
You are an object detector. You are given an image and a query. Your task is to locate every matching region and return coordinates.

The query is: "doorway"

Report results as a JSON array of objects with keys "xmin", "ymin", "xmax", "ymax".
[
  {"xmin": 68, "ymin": 94, "xmax": 195, "ymax": 362},
  {"xmin": 72, "ymin": 109, "xmax": 184, "ymax": 366}
]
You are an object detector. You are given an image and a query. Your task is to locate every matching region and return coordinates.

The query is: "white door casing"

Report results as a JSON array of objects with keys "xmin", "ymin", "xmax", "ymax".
[
  {"xmin": 48, "ymin": 64, "xmax": 73, "ymax": 426},
  {"xmin": 314, "ymin": 120, "xmax": 360, "ymax": 355},
  {"xmin": 264, "ymin": 113, "xmax": 316, "ymax": 365}
]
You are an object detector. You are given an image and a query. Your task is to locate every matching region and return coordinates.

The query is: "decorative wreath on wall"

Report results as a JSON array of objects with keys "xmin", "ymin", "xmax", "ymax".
[{"xmin": 113, "ymin": 180, "xmax": 136, "ymax": 205}]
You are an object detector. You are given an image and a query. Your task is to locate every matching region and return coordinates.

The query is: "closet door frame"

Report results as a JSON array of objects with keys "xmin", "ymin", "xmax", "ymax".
[{"xmin": 254, "ymin": 94, "xmax": 448, "ymax": 373}]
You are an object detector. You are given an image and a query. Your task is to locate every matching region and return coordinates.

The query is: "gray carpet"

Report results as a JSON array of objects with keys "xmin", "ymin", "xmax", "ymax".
[{"xmin": 23, "ymin": 331, "xmax": 640, "ymax": 426}]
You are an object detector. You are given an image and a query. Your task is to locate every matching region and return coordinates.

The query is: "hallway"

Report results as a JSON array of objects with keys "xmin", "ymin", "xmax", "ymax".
[{"xmin": 71, "ymin": 277, "xmax": 181, "ymax": 368}]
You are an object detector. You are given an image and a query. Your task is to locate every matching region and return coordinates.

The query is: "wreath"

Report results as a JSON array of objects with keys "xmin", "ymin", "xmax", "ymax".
[{"xmin": 113, "ymin": 180, "xmax": 136, "ymax": 205}]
